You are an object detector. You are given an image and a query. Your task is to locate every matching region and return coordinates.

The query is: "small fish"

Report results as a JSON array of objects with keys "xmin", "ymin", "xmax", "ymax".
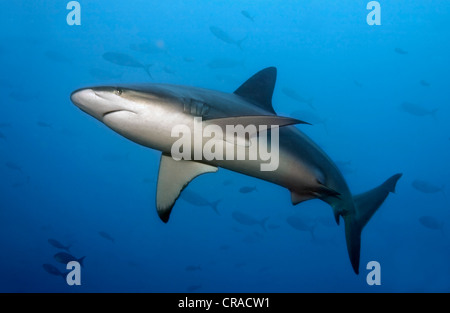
[
  {"xmin": 6, "ymin": 161, "xmax": 22, "ymax": 172},
  {"xmin": 42, "ymin": 264, "xmax": 66, "ymax": 279},
  {"xmin": 99, "ymin": 231, "xmax": 115, "ymax": 243},
  {"xmin": 215, "ymin": 74, "xmax": 240, "ymax": 85},
  {"xmin": 180, "ymin": 189, "xmax": 221, "ymax": 215},
  {"xmin": 395, "ymin": 48, "xmax": 408, "ymax": 55},
  {"xmin": 48, "ymin": 239, "xmax": 71, "ymax": 252},
  {"xmin": 9, "ymin": 91, "xmax": 38, "ymax": 102},
  {"xmin": 207, "ymin": 58, "xmax": 244, "ymax": 69},
  {"xmin": 54, "ymin": 252, "xmax": 85, "ymax": 267},
  {"xmin": 282, "ymin": 87, "xmax": 315, "ymax": 110},
  {"xmin": 419, "ymin": 216, "xmax": 444, "ymax": 231},
  {"xmin": 129, "ymin": 41, "xmax": 169, "ymax": 55},
  {"xmin": 231, "ymin": 211, "xmax": 268, "ymax": 231},
  {"xmin": 266, "ymin": 223, "xmax": 280, "ymax": 230},
  {"xmin": 209, "ymin": 26, "xmax": 246, "ymax": 50},
  {"xmin": 219, "ymin": 244, "xmax": 230, "ymax": 251},
  {"xmin": 400, "ymin": 102, "xmax": 438, "ymax": 118},
  {"xmin": 316, "ymin": 216, "xmax": 335, "ymax": 228},
  {"xmin": 241, "ymin": 234, "xmax": 260, "ymax": 244},
  {"xmin": 163, "ymin": 66, "xmax": 176, "ymax": 75},
  {"xmin": 335, "ymin": 160, "xmax": 355, "ymax": 175},
  {"xmin": 102, "ymin": 153, "xmax": 129, "ymax": 162},
  {"xmin": 185, "ymin": 265, "xmax": 201, "ymax": 272},
  {"xmin": 37, "ymin": 121, "xmax": 52, "ymax": 128},
  {"xmin": 45, "ymin": 51, "xmax": 72, "ymax": 64},
  {"xmin": 12, "ymin": 177, "xmax": 30, "ymax": 188},
  {"xmin": 234, "ymin": 262, "xmax": 246, "ymax": 268},
  {"xmin": 222, "ymin": 179, "xmax": 233, "ymax": 186},
  {"xmin": 183, "ymin": 56, "xmax": 195, "ymax": 63},
  {"xmin": 102, "ymin": 52, "xmax": 152, "ymax": 78},
  {"xmin": 231, "ymin": 226, "xmax": 243, "ymax": 233},
  {"xmin": 420, "ymin": 80, "xmax": 430, "ymax": 87},
  {"xmin": 286, "ymin": 216, "xmax": 316, "ymax": 240},
  {"xmin": 142, "ymin": 178, "xmax": 153, "ymax": 184},
  {"xmin": 353, "ymin": 80, "xmax": 363, "ymax": 88},
  {"xmin": 258, "ymin": 266, "xmax": 271, "ymax": 273},
  {"xmin": 239, "ymin": 186, "xmax": 257, "ymax": 193},
  {"xmin": 127, "ymin": 261, "xmax": 140, "ymax": 268},
  {"xmin": 89, "ymin": 68, "xmax": 123, "ymax": 80},
  {"xmin": 290, "ymin": 110, "xmax": 328, "ymax": 133},
  {"xmin": 241, "ymin": 10, "xmax": 255, "ymax": 22},
  {"xmin": 412, "ymin": 180, "xmax": 444, "ymax": 194},
  {"xmin": 41, "ymin": 225, "xmax": 53, "ymax": 232},
  {"xmin": 186, "ymin": 285, "xmax": 202, "ymax": 292}
]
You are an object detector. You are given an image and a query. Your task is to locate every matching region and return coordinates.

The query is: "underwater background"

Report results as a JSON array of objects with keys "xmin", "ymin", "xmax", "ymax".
[{"xmin": 0, "ymin": 0, "xmax": 449, "ymax": 293}]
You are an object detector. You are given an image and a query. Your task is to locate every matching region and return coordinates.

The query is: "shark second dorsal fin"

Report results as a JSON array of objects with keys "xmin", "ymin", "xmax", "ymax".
[
  {"xmin": 234, "ymin": 67, "xmax": 277, "ymax": 114},
  {"xmin": 156, "ymin": 154, "xmax": 218, "ymax": 223}
]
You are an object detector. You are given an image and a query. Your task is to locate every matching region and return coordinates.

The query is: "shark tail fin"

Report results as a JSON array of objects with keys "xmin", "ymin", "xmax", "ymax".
[
  {"xmin": 321, "ymin": 119, "xmax": 330, "ymax": 135},
  {"xmin": 345, "ymin": 173, "xmax": 402, "ymax": 274},
  {"xmin": 210, "ymin": 200, "xmax": 221, "ymax": 216},
  {"xmin": 237, "ymin": 35, "xmax": 248, "ymax": 50},
  {"xmin": 310, "ymin": 222, "xmax": 317, "ymax": 241},
  {"xmin": 78, "ymin": 256, "xmax": 86, "ymax": 267},
  {"xmin": 307, "ymin": 97, "xmax": 315, "ymax": 110},
  {"xmin": 440, "ymin": 186, "xmax": 449, "ymax": 206},
  {"xmin": 260, "ymin": 217, "xmax": 269, "ymax": 231},
  {"xmin": 144, "ymin": 64, "xmax": 153, "ymax": 79},
  {"xmin": 431, "ymin": 108, "xmax": 439, "ymax": 121}
]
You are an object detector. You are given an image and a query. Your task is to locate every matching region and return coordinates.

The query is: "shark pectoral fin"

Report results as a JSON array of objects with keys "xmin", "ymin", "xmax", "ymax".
[
  {"xmin": 234, "ymin": 67, "xmax": 277, "ymax": 114},
  {"xmin": 156, "ymin": 154, "xmax": 218, "ymax": 222},
  {"xmin": 291, "ymin": 191, "xmax": 315, "ymax": 205}
]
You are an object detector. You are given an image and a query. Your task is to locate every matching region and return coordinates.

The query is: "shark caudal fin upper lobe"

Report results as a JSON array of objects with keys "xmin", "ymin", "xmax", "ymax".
[{"xmin": 345, "ymin": 173, "xmax": 402, "ymax": 274}]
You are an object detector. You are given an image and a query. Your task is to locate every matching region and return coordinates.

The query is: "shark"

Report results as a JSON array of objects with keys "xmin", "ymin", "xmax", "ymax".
[{"xmin": 70, "ymin": 67, "xmax": 402, "ymax": 274}]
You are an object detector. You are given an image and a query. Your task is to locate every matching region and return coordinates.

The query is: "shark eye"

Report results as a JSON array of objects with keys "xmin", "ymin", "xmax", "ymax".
[{"xmin": 114, "ymin": 88, "xmax": 123, "ymax": 96}]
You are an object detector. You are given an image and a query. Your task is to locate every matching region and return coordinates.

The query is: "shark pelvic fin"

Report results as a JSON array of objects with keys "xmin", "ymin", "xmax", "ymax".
[
  {"xmin": 234, "ymin": 67, "xmax": 277, "ymax": 114},
  {"xmin": 156, "ymin": 154, "xmax": 218, "ymax": 222},
  {"xmin": 315, "ymin": 180, "xmax": 341, "ymax": 199}
]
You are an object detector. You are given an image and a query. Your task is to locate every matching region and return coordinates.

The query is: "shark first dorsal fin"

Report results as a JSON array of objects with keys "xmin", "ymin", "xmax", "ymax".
[
  {"xmin": 234, "ymin": 67, "xmax": 277, "ymax": 114},
  {"xmin": 156, "ymin": 154, "xmax": 218, "ymax": 223}
]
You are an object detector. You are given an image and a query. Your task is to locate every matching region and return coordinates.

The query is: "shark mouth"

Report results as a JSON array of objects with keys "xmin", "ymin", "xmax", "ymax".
[{"xmin": 102, "ymin": 109, "xmax": 136, "ymax": 117}]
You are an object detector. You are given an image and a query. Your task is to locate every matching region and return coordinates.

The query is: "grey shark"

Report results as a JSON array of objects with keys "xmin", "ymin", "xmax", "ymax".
[{"xmin": 70, "ymin": 67, "xmax": 402, "ymax": 274}]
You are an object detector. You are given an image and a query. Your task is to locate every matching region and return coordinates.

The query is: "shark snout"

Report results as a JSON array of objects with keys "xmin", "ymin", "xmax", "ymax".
[
  {"xmin": 70, "ymin": 88, "xmax": 125, "ymax": 121},
  {"xmin": 71, "ymin": 88, "xmax": 94, "ymax": 108}
]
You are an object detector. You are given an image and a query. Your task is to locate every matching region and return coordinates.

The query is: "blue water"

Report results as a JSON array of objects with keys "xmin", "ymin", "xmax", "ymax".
[{"xmin": 1, "ymin": 1, "xmax": 449, "ymax": 293}]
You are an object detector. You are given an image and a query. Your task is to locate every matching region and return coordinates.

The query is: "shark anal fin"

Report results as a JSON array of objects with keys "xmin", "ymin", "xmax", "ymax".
[
  {"xmin": 234, "ymin": 67, "xmax": 277, "ymax": 114},
  {"xmin": 291, "ymin": 191, "xmax": 315, "ymax": 205},
  {"xmin": 156, "ymin": 154, "xmax": 218, "ymax": 222}
]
